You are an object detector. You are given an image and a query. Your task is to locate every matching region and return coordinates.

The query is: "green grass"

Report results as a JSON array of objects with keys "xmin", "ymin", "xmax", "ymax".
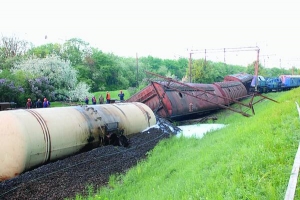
[
  {"xmin": 93, "ymin": 90, "xmax": 130, "ymax": 102},
  {"xmin": 49, "ymin": 101, "xmax": 70, "ymax": 107},
  {"xmin": 73, "ymin": 88, "xmax": 300, "ymax": 199},
  {"xmin": 49, "ymin": 90, "xmax": 130, "ymax": 107}
]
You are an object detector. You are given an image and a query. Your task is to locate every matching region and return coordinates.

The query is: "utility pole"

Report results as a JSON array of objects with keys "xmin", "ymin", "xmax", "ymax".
[
  {"xmin": 279, "ymin": 58, "xmax": 281, "ymax": 68},
  {"xmin": 254, "ymin": 49, "xmax": 260, "ymax": 91},
  {"xmin": 136, "ymin": 53, "xmax": 139, "ymax": 87},
  {"xmin": 189, "ymin": 46, "xmax": 260, "ymax": 82},
  {"xmin": 224, "ymin": 48, "xmax": 226, "ymax": 63},
  {"xmin": 189, "ymin": 52, "xmax": 192, "ymax": 83}
]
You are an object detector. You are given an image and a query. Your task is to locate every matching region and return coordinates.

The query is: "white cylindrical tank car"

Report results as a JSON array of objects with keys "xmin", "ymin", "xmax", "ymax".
[{"xmin": 0, "ymin": 102, "xmax": 156, "ymax": 182}]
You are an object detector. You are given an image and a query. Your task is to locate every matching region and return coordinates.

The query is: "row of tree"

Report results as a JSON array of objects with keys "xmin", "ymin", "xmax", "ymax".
[{"xmin": 0, "ymin": 35, "xmax": 297, "ymax": 106}]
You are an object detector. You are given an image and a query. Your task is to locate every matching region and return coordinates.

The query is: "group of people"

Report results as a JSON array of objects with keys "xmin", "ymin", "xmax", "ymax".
[
  {"xmin": 84, "ymin": 90, "xmax": 125, "ymax": 105},
  {"xmin": 25, "ymin": 91, "xmax": 125, "ymax": 109},
  {"xmin": 26, "ymin": 98, "xmax": 51, "ymax": 109}
]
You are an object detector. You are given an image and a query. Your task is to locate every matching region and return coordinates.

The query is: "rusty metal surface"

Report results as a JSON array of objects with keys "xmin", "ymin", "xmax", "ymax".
[
  {"xmin": 128, "ymin": 71, "xmax": 279, "ymax": 119},
  {"xmin": 214, "ymin": 81, "xmax": 248, "ymax": 104},
  {"xmin": 128, "ymin": 80, "xmax": 250, "ymax": 119},
  {"xmin": 223, "ymin": 73, "xmax": 253, "ymax": 83},
  {"xmin": 163, "ymin": 83, "xmax": 223, "ymax": 118},
  {"xmin": 127, "ymin": 82, "xmax": 223, "ymax": 119},
  {"xmin": 128, "ymin": 71, "xmax": 256, "ymax": 118},
  {"xmin": 126, "ymin": 84, "xmax": 162, "ymax": 115},
  {"xmin": 0, "ymin": 103, "xmax": 155, "ymax": 182},
  {"xmin": 224, "ymin": 73, "xmax": 254, "ymax": 91}
]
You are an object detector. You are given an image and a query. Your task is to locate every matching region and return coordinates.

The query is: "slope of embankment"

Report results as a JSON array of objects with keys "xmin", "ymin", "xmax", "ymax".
[{"xmin": 91, "ymin": 88, "xmax": 300, "ymax": 200}]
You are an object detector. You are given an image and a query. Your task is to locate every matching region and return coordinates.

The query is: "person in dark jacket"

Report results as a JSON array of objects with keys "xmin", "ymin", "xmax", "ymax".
[
  {"xmin": 85, "ymin": 96, "xmax": 89, "ymax": 105},
  {"xmin": 43, "ymin": 98, "xmax": 50, "ymax": 108},
  {"xmin": 36, "ymin": 99, "xmax": 43, "ymax": 108},
  {"xmin": 118, "ymin": 90, "xmax": 125, "ymax": 102},
  {"xmin": 92, "ymin": 96, "xmax": 96, "ymax": 105}
]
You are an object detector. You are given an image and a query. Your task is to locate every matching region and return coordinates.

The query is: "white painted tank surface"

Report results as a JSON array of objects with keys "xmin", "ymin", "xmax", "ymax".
[{"xmin": 0, "ymin": 102, "xmax": 156, "ymax": 181}]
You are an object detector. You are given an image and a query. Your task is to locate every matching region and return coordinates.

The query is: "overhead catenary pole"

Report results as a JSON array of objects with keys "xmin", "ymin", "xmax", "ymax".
[
  {"xmin": 188, "ymin": 46, "xmax": 260, "ymax": 84},
  {"xmin": 189, "ymin": 52, "xmax": 192, "ymax": 83},
  {"xmin": 280, "ymin": 58, "xmax": 282, "ymax": 68},
  {"xmin": 254, "ymin": 49, "xmax": 260, "ymax": 91},
  {"xmin": 136, "ymin": 53, "xmax": 139, "ymax": 87}
]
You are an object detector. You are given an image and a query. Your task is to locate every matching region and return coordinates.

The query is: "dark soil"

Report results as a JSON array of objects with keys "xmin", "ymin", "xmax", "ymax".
[{"xmin": 0, "ymin": 118, "xmax": 180, "ymax": 200}]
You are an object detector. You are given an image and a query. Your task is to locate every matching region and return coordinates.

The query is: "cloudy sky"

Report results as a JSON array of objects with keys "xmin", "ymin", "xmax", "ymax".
[{"xmin": 1, "ymin": 0, "xmax": 299, "ymax": 68}]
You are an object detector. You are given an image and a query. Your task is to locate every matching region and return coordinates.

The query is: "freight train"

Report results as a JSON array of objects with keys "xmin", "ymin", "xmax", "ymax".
[
  {"xmin": 0, "ymin": 103, "xmax": 156, "ymax": 181},
  {"xmin": 126, "ymin": 71, "xmax": 280, "ymax": 119},
  {"xmin": 250, "ymin": 75, "xmax": 300, "ymax": 92}
]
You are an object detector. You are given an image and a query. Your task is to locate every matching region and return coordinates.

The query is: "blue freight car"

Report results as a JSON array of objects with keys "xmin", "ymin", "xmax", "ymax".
[{"xmin": 280, "ymin": 75, "xmax": 300, "ymax": 89}]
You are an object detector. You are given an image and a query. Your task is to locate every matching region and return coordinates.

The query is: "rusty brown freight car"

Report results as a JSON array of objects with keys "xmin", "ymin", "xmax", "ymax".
[
  {"xmin": 224, "ymin": 73, "xmax": 253, "ymax": 93},
  {"xmin": 127, "ymin": 81, "xmax": 247, "ymax": 120}
]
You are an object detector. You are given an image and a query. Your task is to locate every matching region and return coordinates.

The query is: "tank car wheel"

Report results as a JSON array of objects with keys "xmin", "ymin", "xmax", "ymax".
[
  {"xmin": 103, "ymin": 135, "xmax": 110, "ymax": 145},
  {"xmin": 109, "ymin": 133, "xmax": 120, "ymax": 146},
  {"xmin": 118, "ymin": 135, "xmax": 129, "ymax": 147},
  {"xmin": 99, "ymin": 136, "xmax": 104, "ymax": 146}
]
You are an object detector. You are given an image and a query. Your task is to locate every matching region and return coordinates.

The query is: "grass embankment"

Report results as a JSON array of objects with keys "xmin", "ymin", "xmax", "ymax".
[{"xmin": 74, "ymin": 88, "xmax": 300, "ymax": 200}]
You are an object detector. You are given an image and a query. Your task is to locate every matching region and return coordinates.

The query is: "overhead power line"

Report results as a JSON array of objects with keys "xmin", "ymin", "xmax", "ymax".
[{"xmin": 188, "ymin": 46, "xmax": 260, "ymax": 83}]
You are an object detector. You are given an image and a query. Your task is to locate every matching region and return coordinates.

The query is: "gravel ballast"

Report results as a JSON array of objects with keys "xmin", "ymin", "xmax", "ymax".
[{"xmin": 0, "ymin": 126, "xmax": 174, "ymax": 200}]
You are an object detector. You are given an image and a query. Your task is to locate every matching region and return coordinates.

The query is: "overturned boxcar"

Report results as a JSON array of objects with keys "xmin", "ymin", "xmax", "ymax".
[{"xmin": 127, "ymin": 80, "xmax": 248, "ymax": 120}]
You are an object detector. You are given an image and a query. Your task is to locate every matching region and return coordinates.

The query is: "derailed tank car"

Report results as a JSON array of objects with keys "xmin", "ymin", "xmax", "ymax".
[
  {"xmin": 0, "ymin": 102, "xmax": 156, "ymax": 181},
  {"xmin": 127, "ymin": 81, "xmax": 247, "ymax": 120},
  {"xmin": 223, "ymin": 73, "xmax": 254, "ymax": 93}
]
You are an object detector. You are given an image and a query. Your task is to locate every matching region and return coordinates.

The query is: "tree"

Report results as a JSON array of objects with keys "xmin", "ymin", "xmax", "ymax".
[
  {"xmin": 12, "ymin": 55, "xmax": 79, "ymax": 100},
  {"xmin": 176, "ymin": 58, "xmax": 189, "ymax": 80},
  {"xmin": 191, "ymin": 59, "xmax": 214, "ymax": 83},
  {"xmin": 190, "ymin": 59, "xmax": 248, "ymax": 83},
  {"xmin": 61, "ymin": 38, "xmax": 91, "ymax": 66},
  {"xmin": 86, "ymin": 49, "xmax": 121, "ymax": 91},
  {"xmin": 27, "ymin": 43, "xmax": 62, "ymax": 58},
  {"xmin": 115, "ymin": 57, "xmax": 138, "ymax": 88},
  {"xmin": 163, "ymin": 58, "xmax": 187, "ymax": 80},
  {"xmin": 0, "ymin": 35, "xmax": 30, "ymax": 70},
  {"xmin": 68, "ymin": 82, "xmax": 91, "ymax": 102},
  {"xmin": 27, "ymin": 77, "xmax": 55, "ymax": 101},
  {"xmin": 0, "ymin": 78, "xmax": 24, "ymax": 102},
  {"xmin": 139, "ymin": 56, "xmax": 163, "ymax": 71},
  {"xmin": 0, "ymin": 35, "xmax": 29, "ymax": 58}
]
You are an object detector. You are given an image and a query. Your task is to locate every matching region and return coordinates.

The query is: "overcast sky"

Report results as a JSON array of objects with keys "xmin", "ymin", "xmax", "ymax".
[{"xmin": 1, "ymin": 0, "xmax": 299, "ymax": 68}]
